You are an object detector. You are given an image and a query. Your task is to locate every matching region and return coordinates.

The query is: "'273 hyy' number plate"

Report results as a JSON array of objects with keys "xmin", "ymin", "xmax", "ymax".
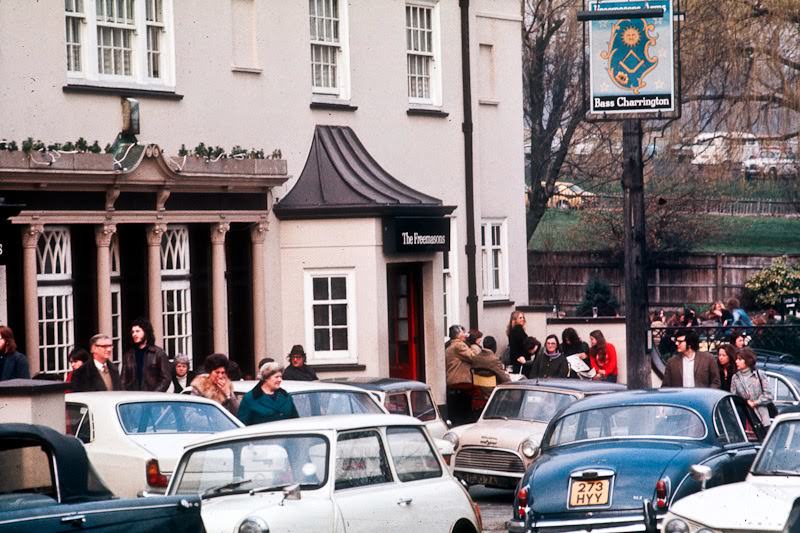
[{"xmin": 569, "ymin": 478, "xmax": 609, "ymax": 507}]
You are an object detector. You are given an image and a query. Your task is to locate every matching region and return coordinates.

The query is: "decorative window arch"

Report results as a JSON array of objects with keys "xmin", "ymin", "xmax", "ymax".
[
  {"xmin": 36, "ymin": 226, "xmax": 74, "ymax": 374},
  {"xmin": 110, "ymin": 234, "xmax": 122, "ymax": 362},
  {"xmin": 161, "ymin": 225, "xmax": 192, "ymax": 358}
]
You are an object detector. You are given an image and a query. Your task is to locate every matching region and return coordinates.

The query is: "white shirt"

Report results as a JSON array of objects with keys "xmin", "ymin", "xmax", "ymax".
[
  {"xmin": 682, "ymin": 353, "xmax": 696, "ymax": 388},
  {"xmin": 93, "ymin": 358, "xmax": 108, "ymax": 372}
]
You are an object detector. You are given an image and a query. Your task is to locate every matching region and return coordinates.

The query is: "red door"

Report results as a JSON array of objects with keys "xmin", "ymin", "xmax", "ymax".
[{"xmin": 387, "ymin": 264, "xmax": 425, "ymax": 381}]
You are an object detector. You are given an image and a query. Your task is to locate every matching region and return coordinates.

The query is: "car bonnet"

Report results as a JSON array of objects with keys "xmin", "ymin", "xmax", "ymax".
[{"xmin": 457, "ymin": 418, "xmax": 547, "ymax": 450}]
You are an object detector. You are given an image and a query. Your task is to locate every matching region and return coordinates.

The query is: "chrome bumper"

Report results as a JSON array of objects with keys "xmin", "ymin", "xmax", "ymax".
[{"xmin": 508, "ymin": 512, "xmax": 664, "ymax": 533}]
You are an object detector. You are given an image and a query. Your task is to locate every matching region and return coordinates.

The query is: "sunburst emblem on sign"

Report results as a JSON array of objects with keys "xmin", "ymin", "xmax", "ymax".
[{"xmin": 600, "ymin": 18, "xmax": 658, "ymax": 94}]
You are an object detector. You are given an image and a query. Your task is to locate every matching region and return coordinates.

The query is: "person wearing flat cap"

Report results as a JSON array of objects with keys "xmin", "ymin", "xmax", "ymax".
[{"xmin": 281, "ymin": 344, "xmax": 318, "ymax": 381}]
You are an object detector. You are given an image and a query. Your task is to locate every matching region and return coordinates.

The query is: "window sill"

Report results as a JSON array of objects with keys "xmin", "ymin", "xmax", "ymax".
[
  {"xmin": 483, "ymin": 298, "xmax": 515, "ymax": 308},
  {"xmin": 63, "ymin": 83, "xmax": 183, "ymax": 100},
  {"xmin": 309, "ymin": 363, "xmax": 367, "ymax": 373},
  {"xmin": 310, "ymin": 98, "xmax": 358, "ymax": 112},
  {"xmin": 231, "ymin": 66, "xmax": 263, "ymax": 75},
  {"xmin": 407, "ymin": 107, "xmax": 449, "ymax": 118},
  {"xmin": 478, "ymin": 98, "xmax": 500, "ymax": 106}
]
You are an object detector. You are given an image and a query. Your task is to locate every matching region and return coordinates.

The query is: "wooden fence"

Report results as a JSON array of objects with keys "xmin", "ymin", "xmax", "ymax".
[{"xmin": 528, "ymin": 251, "xmax": 800, "ymax": 313}]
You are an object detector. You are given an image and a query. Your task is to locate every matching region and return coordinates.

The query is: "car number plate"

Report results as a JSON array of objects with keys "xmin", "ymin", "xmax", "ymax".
[{"xmin": 568, "ymin": 478, "xmax": 609, "ymax": 507}]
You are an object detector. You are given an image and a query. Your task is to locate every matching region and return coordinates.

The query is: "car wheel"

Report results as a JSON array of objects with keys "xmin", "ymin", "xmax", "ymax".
[{"xmin": 452, "ymin": 518, "xmax": 479, "ymax": 533}]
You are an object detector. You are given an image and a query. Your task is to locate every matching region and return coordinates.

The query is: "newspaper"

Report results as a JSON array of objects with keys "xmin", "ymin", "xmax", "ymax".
[{"xmin": 567, "ymin": 354, "xmax": 596, "ymax": 378}]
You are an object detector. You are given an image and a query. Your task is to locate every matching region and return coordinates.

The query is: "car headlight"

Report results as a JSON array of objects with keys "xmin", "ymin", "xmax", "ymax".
[
  {"xmin": 520, "ymin": 439, "xmax": 538, "ymax": 458},
  {"xmin": 442, "ymin": 431, "xmax": 459, "ymax": 449},
  {"xmin": 664, "ymin": 518, "xmax": 689, "ymax": 533},
  {"xmin": 238, "ymin": 517, "xmax": 269, "ymax": 533}
]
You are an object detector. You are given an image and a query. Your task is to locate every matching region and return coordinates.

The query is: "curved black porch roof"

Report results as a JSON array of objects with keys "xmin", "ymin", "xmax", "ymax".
[{"xmin": 274, "ymin": 125, "xmax": 455, "ymax": 219}]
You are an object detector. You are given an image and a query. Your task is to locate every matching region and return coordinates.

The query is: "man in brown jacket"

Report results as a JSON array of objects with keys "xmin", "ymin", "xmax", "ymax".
[
  {"xmin": 661, "ymin": 330, "xmax": 720, "ymax": 389},
  {"xmin": 445, "ymin": 325, "xmax": 474, "ymax": 426},
  {"xmin": 471, "ymin": 336, "xmax": 511, "ymax": 406},
  {"xmin": 121, "ymin": 317, "xmax": 172, "ymax": 392}
]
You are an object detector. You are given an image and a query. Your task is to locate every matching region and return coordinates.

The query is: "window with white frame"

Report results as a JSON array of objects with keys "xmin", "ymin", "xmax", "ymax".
[
  {"xmin": 443, "ymin": 217, "xmax": 459, "ymax": 339},
  {"xmin": 161, "ymin": 225, "xmax": 192, "ymax": 359},
  {"xmin": 481, "ymin": 219, "xmax": 509, "ymax": 299},
  {"xmin": 309, "ymin": 0, "xmax": 349, "ymax": 99},
  {"xmin": 110, "ymin": 234, "xmax": 122, "ymax": 363},
  {"xmin": 304, "ymin": 270, "xmax": 356, "ymax": 362},
  {"xmin": 406, "ymin": 2, "xmax": 441, "ymax": 106},
  {"xmin": 37, "ymin": 227, "xmax": 74, "ymax": 375},
  {"xmin": 64, "ymin": 0, "xmax": 175, "ymax": 89}
]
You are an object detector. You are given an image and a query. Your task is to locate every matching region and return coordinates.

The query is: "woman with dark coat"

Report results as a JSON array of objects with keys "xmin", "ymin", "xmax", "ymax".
[
  {"xmin": 506, "ymin": 311, "xmax": 529, "ymax": 373},
  {"xmin": 528, "ymin": 334, "xmax": 571, "ymax": 379},
  {"xmin": 716, "ymin": 343, "xmax": 737, "ymax": 392},
  {"xmin": 238, "ymin": 361, "xmax": 299, "ymax": 425},
  {"xmin": 0, "ymin": 326, "xmax": 30, "ymax": 381}
]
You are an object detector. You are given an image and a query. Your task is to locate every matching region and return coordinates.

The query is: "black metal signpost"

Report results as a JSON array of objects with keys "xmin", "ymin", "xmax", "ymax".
[{"xmin": 577, "ymin": 0, "xmax": 682, "ymax": 388}]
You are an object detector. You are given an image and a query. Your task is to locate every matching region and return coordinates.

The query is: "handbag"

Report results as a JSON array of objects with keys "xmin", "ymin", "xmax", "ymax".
[{"xmin": 756, "ymin": 370, "xmax": 779, "ymax": 418}]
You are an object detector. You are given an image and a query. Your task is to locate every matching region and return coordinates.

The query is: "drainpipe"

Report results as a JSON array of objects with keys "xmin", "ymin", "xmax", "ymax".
[{"xmin": 459, "ymin": 0, "xmax": 479, "ymax": 329}]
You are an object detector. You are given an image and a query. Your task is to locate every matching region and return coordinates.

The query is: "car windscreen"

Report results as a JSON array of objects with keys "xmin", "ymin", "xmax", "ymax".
[
  {"xmin": 751, "ymin": 419, "xmax": 800, "ymax": 476},
  {"xmin": 482, "ymin": 389, "xmax": 576, "ymax": 422},
  {"xmin": 545, "ymin": 405, "xmax": 706, "ymax": 447},
  {"xmin": 172, "ymin": 435, "xmax": 329, "ymax": 496},
  {"xmin": 117, "ymin": 401, "xmax": 239, "ymax": 434},
  {"xmin": 291, "ymin": 391, "xmax": 384, "ymax": 416}
]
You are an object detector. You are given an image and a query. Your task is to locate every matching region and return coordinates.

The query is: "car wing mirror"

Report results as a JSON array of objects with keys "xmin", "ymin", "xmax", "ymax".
[
  {"xmin": 689, "ymin": 464, "xmax": 712, "ymax": 490},
  {"xmin": 446, "ymin": 419, "xmax": 453, "ymax": 428},
  {"xmin": 280, "ymin": 483, "xmax": 301, "ymax": 505}
]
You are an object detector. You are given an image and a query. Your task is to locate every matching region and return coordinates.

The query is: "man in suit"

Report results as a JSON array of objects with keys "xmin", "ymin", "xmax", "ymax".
[
  {"xmin": 661, "ymin": 330, "xmax": 720, "ymax": 389},
  {"xmin": 71, "ymin": 334, "xmax": 121, "ymax": 392}
]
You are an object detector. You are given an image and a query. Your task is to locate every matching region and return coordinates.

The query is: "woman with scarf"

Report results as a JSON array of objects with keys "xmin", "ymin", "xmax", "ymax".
[
  {"xmin": 528, "ymin": 334, "xmax": 571, "ymax": 379},
  {"xmin": 588, "ymin": 329, "xmax": 618, "ymax": 382}
]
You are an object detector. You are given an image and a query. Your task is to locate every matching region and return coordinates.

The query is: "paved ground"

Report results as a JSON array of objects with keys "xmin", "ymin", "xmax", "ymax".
[{"xmin": 469, "ymin": 486, "xmax": 514, "ymax": 532}]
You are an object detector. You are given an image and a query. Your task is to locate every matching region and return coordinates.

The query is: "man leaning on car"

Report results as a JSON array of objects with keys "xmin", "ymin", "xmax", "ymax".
[{"xmin": 661, "ymin": 330, "xmax": 721, "ymax": 389}]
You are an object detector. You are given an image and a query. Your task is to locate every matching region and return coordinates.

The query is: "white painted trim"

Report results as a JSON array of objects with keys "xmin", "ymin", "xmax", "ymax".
[{"xmin": 303, "ymin": 268, "xmax": 357, "ymax": 364}]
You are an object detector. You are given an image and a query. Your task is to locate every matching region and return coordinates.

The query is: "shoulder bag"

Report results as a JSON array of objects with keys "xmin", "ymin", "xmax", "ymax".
[{"xmin": 755, "ymin": 370, "xmax": 779, "ymax": 419}]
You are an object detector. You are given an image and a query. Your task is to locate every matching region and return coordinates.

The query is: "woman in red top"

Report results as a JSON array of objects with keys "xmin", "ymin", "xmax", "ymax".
[{"xmin": 588, "ymin": 330, "xmax": 617, "ymax": 382}]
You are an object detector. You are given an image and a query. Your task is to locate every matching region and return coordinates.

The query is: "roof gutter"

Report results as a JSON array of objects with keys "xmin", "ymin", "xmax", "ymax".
[{"xmin": 459, "ymin": 0, "xmax": 479, "ymax": 329}]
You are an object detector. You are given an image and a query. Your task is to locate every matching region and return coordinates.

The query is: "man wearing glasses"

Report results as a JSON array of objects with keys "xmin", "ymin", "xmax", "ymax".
[
  {"xmin": 661, "ymin": 330, "xmax": 720, "ymax": 389},
  {"xmin": 71, "ymin": 334, "xmax": 121, "ymax": 392}
]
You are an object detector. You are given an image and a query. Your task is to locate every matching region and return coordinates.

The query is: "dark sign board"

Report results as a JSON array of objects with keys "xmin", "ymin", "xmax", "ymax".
[
  {"xmin": 383, "ymin": 217, "xmax": 450, "ymax": 254},
  {"xmin": 782, "ymin": 293, "xmax": 799, "ymax": 315}
]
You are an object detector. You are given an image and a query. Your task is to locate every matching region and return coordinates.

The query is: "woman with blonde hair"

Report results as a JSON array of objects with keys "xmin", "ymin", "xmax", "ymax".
[{"xmin": 506, "ymin": 311, "xmax": 528, "ymax": 373}]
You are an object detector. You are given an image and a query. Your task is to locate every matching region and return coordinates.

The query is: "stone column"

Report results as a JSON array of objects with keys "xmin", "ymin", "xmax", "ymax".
[
  {"xmin": 251, "ymin": 221, "xmax": 268, "ymax": 361},
  {"xmin": 147, "ymin": 224, "xmax": 166, "ymax": 342},
  {"xmin": 22, "ymin": 224, "xmax": 43, "ymax": 375},
  {"xmin": 211, "ymin": 222, "xmax": 230, "ymax": 354},
  {"xmin": 95, "ymin": 224, "xmax": 116, "ymax": 337}
]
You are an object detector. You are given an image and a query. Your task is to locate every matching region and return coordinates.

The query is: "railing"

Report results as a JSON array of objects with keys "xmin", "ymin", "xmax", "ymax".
[
  {"xmin": 591, "ymin": 195, "xmax": 799, "ymax": 217},
  {"xmin": 649, "ymin": 324, "xmax": 800, "ymax": 365}
]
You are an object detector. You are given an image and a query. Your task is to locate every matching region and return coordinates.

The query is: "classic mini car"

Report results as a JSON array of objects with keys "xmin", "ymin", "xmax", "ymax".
[
  {"xmin": 232, "ymin": 379, "xmax": 387, "ymax": 417},
  {"xmin": 443, "ymin": 378, "xmax": 625, "ymax": 489},
  {"xmin": 508, "ymin": 388, "xmax": 767, "ymax": 533},
  {"xmin": 325, "ymin": 377, "xmax": 449, "ymax": 438},
  {"xmin": 0, "ymin": 423, "xmax": 203, "ymax": 532},
  {"xmin": 166, "ymin": 413, "xmax": 482, "ymax": 533},
  {"xmin": 66, "ymin": 391, "xmax": 243, "ymax": 497},
  {"xmin": 661, "ymin": 412, "xmax": 800, "ymax": 533}
]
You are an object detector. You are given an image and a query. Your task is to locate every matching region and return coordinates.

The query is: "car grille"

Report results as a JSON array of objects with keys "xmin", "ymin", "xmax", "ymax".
[{"xmin": 454, "ymin": 447, "xmax": 525, "ymax": 473}]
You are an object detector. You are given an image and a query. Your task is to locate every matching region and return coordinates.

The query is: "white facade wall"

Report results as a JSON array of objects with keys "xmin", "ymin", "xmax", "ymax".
[{"xmin": 0, "ymin": 0, "xmax": 526, "ymax": 394}]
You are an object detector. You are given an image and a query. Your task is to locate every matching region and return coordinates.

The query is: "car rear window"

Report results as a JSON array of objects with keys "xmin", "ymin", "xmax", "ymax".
[
  {"xmin": 292, "ymin": 391, "xmax": 384, "ymax": 416},
  {"xmin": 117, "ymin": 401, "xmax": 239, "ymax": 434},
  {"xmin": 410, "ymin": 391, "xmax": 436, "ymax": 422},
  {"xmin": 546, "ymin": 405, "xmax": 706, "ymax": 447}
]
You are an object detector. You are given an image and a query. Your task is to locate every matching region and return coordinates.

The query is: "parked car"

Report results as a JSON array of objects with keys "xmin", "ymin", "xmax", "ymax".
[
  {"xmin": 757, "ymin": 360, "xmax": 800, "ymax": 417},
  {"xmin": 166, "ymin": 414, "xmax": 482, "ymax": 533},
  {"xmin": 690, "ymin": 131, "xmax": 760, "ymax": 166},
  {"xmin": 742, "ymin": 149, "xmax": 798, "ymax": 179},
  {"xmin": 65, "ymin": 391, "xmax": 243, "ymax": 497},
  {"xmin": 232, "ymin": 379, "xmax": 387, "ymax": 416},
  {"xmin": 508, "ymin": 388, "xmax": 767, "ymax": 533},
  {"xmin": 662, "ymin": 412, "xmax": 800, "ymax": 533},
  {"xmin": 0, "ymin": 423, "xmax": 203, "ymax": 532},
  {"xmin": 324, "ymin": 377, "xmax": 449, "ymax": 438},
  {"xmin": 443, "ymin": 378, "xmax": 625, "ymax": 489}
]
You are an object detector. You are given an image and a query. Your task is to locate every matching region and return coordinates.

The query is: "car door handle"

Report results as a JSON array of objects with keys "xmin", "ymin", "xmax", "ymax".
[
  {"xmin": 397, "ymin": 497, "xmax": 413, "ymax": 506},
  {"xmin": 61, "ymin": 514, "xmax": 86, "ymax": 525}
]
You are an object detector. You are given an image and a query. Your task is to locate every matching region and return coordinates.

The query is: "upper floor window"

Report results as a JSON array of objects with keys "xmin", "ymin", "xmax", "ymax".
[
  {"xmin": 309, "ymin": 0, "xmax": 350, "ymax": 99},
  {"xmin": 64, "ymin": 0, "xmax": 175, "ymax": 89},
  {"xmin": 481, "ymin": 219, "xmax": 509, "ymax": 299},
  {"xmin": 406, "ymin": 2, "xmax": 441, "ymax": 106}
]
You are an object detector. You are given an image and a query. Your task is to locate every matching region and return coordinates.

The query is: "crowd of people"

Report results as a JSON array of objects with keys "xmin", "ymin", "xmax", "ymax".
[{"xmin": 444, "ymin": 310, "xmax": 618, "ymax": 425}]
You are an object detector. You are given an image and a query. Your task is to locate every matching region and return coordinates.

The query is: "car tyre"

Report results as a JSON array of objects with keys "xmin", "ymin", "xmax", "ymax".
[{"xmin": 452, "ymin": 518, "xmax": 479, "ymax": 533}]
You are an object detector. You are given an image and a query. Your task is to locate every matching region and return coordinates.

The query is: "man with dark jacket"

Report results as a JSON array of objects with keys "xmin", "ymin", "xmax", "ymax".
[
  {"xmin": 121, "ymin": 318, "xmax": 171, "ymax": 392},
  {"xmin": 661, "ymin": 330, "xmax": 721, "ymax": 389},
  {"xmin": 281, "ymin": 345, "xmax": 318, "ymax": 381},
  {"xmin": 71, "ymin": 334, "xmax": 121, "ymax": 392}
]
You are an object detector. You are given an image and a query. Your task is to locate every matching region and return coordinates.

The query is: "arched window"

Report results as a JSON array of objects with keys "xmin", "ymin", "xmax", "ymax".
[
  {"xmin": 161, "ymin": 225, "xmax": 192, "ymax": 358},
  {"xmin": 36, "ymin": 226, "xmax": 74, "ymax": 374}
]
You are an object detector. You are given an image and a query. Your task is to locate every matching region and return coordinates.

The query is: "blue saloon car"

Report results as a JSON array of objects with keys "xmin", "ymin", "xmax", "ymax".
[
  {"xmin": 508, "ymin": 389, "xmax": 767, "ymax": 533},
  {"xmin": 0, "ymin": 423, "xmax": 203, "ymax": 532}
]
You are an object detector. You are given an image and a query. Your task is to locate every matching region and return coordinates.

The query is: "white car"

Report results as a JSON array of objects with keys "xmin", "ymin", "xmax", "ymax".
[
  {"xmin": 662, "ymin": 412, "xmax": 800, "ymax": 533},
  {"xmin": 66, "ymin": 391, "xmax": 243, "ymax": 498},
  {"xmin": 742, "ymin": 149, "xmax": 798, "ymax": 179},
  {"xmin": 166, "ymin": 414, "xmax": 482, "ymax": 533}
]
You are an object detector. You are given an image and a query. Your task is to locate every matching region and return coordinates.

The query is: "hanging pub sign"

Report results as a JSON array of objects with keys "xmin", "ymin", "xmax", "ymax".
[
  {"xmin": 383, "ymin": 217, "xmax": 450, "ymax": 254},
  {"xmin": 586, "ymin": 0, "xmax": 679, "ymax": 119}
]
